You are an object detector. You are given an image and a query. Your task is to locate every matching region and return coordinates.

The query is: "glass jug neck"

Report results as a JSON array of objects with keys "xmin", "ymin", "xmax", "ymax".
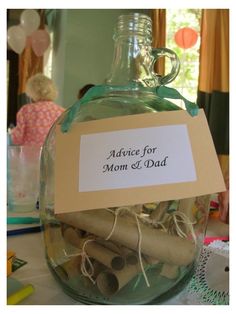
[{"xmin": 105, "ymin": 14, "xmax": 159, "ymax": 88}]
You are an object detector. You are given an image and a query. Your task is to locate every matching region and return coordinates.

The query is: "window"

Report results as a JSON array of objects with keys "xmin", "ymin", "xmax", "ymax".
[
  {"xmin": 43, "ymin": 31, "xmax": 54, "ymax": 78},
  {"xmin": 166, "ymin": 9, "xmax": 201, "ymax": 107}
]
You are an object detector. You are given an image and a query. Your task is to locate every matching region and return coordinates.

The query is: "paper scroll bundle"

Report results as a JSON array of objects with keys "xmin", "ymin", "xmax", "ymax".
[{"xmin": 54, "ymin": 197, "xmax": 209, "ymax": 297}]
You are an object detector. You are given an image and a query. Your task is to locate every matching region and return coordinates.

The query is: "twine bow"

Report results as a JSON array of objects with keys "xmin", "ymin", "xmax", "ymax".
[{"xmin": 63, "ymin": 238, "xmax": 96, "ymax": 284}]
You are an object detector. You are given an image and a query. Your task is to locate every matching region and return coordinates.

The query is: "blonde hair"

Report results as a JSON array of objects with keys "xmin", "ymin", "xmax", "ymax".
[{"xmin": 25, "ymin": 73, "xmax": 58, "ymax": 101}]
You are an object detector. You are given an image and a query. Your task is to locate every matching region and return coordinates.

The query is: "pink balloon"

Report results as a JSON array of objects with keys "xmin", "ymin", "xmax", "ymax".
[
  {"xmin": 31, "ymin": 29, "xmax": 50, "ymax": 57},
  {"xmin": 25, "ymin": 36, "xmax": 32, "ymax": 49}
]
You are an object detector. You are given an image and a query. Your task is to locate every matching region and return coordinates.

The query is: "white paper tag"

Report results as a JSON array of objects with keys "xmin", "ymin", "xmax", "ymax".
[{"xmin": 79, "ymin": 124, "xmax": 196, "ymax": 192}]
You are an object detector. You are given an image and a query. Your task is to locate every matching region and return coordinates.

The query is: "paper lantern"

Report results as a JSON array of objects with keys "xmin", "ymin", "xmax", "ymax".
[{"xmin": 174, "ymin": 27, "xmax": 198, "ymax": 49}]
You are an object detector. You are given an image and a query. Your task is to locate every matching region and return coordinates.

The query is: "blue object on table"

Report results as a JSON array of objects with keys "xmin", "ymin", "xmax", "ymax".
[{"xmin": 7, "ymin": 226, "xmax": 42, "ymax": 236}]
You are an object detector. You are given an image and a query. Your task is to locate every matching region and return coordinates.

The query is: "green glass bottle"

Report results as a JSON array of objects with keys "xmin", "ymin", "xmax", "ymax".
[{"xmin": 40, "ymin": 13, "xmax": 210, "ymax": 304}]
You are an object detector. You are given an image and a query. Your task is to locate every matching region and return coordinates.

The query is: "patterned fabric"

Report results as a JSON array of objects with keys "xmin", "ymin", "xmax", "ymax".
[{"xmin": 11, "ymin": 101, "xmax": 65, "ymax": 146}]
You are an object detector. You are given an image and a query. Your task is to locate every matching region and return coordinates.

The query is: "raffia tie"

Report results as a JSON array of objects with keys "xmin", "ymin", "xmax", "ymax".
[
  {"xmin": 106, "ymin": 207, "xmax": 150, "ymax": 287},
  {"xmin": 63, "ymin": 238, "xmax": 96, "ymax": 284},
  {"xmin": 168, "ymin": 211, "xmax": 197, "ymax": 244},
  {"xmin": 140, "ymin": 216, "xmax": 168, "ymax": 232}
]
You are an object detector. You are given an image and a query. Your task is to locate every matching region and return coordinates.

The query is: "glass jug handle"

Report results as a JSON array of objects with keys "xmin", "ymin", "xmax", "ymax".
[{"xmin": 151, "ymin": 47, "xmax": 180, "ymax": 85}]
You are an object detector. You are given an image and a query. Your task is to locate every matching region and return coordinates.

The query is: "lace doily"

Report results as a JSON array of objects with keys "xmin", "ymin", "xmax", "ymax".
[
  {"xmin": 186, "ymin": 243, "xmax": 229, "ymax": 305},
  {"xmin": 208, "ymin": 240, "xmax": 229, "ymax": 257},
  {"xmin": 163, "ymin": 240, "xmax": 229, "ymax": 305}
]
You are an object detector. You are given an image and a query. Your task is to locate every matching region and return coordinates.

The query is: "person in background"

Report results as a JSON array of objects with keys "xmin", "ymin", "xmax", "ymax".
[
  {"xmin": 77, "ymin": 84, "xmax": 95, "ymax": 99},
  {"xmin": 11, "ymin": 73, "xmax": 65, "ymax": 146},
  {"xmin": 218, "ymin": 173, "xmax": 229, "ymax": 224}
]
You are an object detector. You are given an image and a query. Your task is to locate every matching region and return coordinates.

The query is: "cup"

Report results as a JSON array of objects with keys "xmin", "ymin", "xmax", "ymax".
[{"xmin": 7, "ymin": 145, "xmax": 41, "ymax": 212}]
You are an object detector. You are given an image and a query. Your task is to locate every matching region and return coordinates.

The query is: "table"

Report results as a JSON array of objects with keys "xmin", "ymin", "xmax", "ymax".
[
  {"xmin": 7, "ymin": 232, "xmax": 81, "ymax": 305},
  {"xmin": 7, "ymin": 226, "xmax": 229, "ymax": 305}
]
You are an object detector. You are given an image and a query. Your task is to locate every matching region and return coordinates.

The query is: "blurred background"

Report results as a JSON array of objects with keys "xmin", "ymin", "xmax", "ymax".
[{"xmin": 7, "ymin": 8, "xmax": 229, "ymax": 180}]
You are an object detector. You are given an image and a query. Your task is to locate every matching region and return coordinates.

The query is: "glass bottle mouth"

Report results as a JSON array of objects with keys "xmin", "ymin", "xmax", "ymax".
[{"xmin": 113, "ymin": 13, "xmax": 152, "ymax": 42}]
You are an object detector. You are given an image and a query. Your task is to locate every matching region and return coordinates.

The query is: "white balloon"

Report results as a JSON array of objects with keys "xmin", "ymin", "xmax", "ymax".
[
  {"xmin": 7, "ymin": 25, "xmax": 26, "ymax": 54},
  {"xmin": 20, "ymin": 9, "xmax": 40, "ymax": 36}
]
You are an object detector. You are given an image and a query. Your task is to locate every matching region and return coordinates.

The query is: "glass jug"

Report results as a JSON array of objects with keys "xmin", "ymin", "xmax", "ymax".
[{"xmin": 39, "ymin": 13, "xmax": 210, "ymax": 304}]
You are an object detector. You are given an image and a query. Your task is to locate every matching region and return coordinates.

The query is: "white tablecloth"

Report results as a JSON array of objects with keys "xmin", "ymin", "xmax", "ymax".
[{"xmin": 7, "ymin": 230, "xmax": 229, "ymax": 305}]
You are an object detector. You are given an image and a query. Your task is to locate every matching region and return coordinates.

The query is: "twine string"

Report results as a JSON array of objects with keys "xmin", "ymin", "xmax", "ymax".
[
  {"xmin": 106, "ymin": 207, "xmax": 150, "ymax": 287},
  {"xmin": 168, "ymin": 211, "xmax": 197, "ymax": 244},
  {"xmin": 80, "ymin": 239, "xmax": 96, "ymax": 284},
  {"xmin": 140, "ymin": 215, "xmax": 168, "ymax": 232},
  {"xmin": 63, "ymin": 239, "xmax": 96, "ymax": 284}
]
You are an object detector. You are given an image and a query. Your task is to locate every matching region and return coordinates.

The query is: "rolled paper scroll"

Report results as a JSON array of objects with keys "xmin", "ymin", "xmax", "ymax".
[
  {"xmin": 160, "ymin": 263, "xmax": 179, "ymax": 279},
  {"xmin": 176, "ymin": 197, "xmax": 197, "ymax": 236},
  {"xmin": 195, "ymin": 195, "xmax": 211, "ymax": 233},
  {"xmin": 143, "ymin": 255, "xmax": 159, "ymax": 265},
  {"xmin": 132, "ymin": 204, "xmax": 143, "ymax": 214},
  {"xmin": 57, "ymin": 209, "xmax": 196, "ymax": 266},
  {"xmin": 63, "ymin": 227, "xmax": 125, "ymax": 270},
  {"xmin": 119, "ymin": 247, "xmax": 139, "ymax": 265},
  {"xmin": 96, "ymin": 263, "xmax": 141, "ymax": 297},
  {"xmin": 92, "ymin": 260, "xmax": 107, "ymax": 279},
  {"xmin": 96, "ymin": 238, "xmax": 122, "ymax": 255},
  {"xmin": 178, "ymin": 197, "xmax": 196, "ymax": 220},
  {"xmin": 150, "ymin": 201, "xmax": 171, "ymax": 222},
  {"xmin": 44, "ymin": 225, "xmax": 76, "ymax": 265},
  {"xmin": 96, "ymin": 239, "xmax": 139, "ymax": 265},
  {"xmin": 54, "ymin": 256, "xmax": 82, "ymax": 281},
  {"xmin": 61, "ymin": 223, "xmax": 89, "ymax": 239},
  {"xmin": 195, "ymin": 195, "xmax": 211, "ymax": 219}
]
